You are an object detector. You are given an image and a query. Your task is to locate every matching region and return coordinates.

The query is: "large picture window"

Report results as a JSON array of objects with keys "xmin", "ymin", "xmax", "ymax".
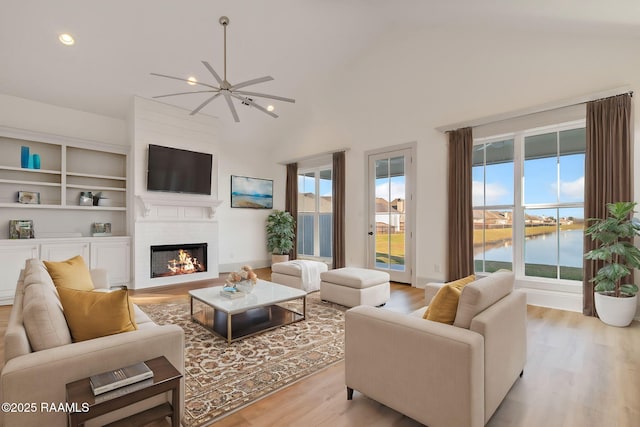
[
  {"xmin": 473, "ymin": 122, "xmax": 585, "ymax": 282},
  {"xmin": 298, "ymin": 167, "xmax": 332, "ymax": 259}
]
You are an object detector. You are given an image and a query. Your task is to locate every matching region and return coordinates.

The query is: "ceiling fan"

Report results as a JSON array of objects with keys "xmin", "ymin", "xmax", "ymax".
[{"xmin": 151, "ymin": 16, "xmax": 295, "ymax": 122}]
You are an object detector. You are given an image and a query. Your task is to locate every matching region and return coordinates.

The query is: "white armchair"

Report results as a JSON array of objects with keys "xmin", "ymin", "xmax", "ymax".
[{"xmin": 345, "ymin": 271, "xmax": 526, "ymax": 427}]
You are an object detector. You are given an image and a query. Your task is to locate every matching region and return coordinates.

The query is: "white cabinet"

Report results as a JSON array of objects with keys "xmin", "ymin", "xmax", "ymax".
[
  {"xmin": 0, "ymin": 242, "xmax": 38, "ymax": 305},
  {"xmin": 0, "ymin": 236, "xmax": 131, "ymax": 304},
  {"xmin": 90, "ymin": 238, "xmax": 131, "ymax": 286},
  {"xmin": 41, "ymin": 241, "xmax": 90, "ymax": 262}
]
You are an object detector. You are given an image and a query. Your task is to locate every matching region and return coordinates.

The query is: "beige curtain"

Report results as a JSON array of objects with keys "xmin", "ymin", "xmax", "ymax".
[
  {"xmin": 583, "ymin": 93, "xmax": 632, "ymax": 316},
  {"xmin": 447, "ymin": 127, "xmax": 474, "ymax": 281},
  {"xmin": 285, "ymin": 162, "xmax": 298, "ymax": 260},
  {"xmin": 333, "ymin": 151, "xmax": 346, "ymax": 269}
]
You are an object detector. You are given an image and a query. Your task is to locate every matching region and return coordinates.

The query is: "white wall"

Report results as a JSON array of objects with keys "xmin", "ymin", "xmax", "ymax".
[
  {"xmin": 0, "ymin": 93, "xmax": 127, "ymax": 146},
  {"xmin": 268, "ymin": 26, "xmax": 640, "ymax": 304}
]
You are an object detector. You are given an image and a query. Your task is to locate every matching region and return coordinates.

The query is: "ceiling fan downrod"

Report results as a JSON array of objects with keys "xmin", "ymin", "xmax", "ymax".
[{"xmin": 219, "ymin": 16, "xmax": 229, "ymax": 83}]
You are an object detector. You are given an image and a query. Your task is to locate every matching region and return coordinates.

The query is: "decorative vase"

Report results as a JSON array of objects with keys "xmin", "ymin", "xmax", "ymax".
[
  {"xmin": 33, "ymin": 154, "xmax": 41, "ymax": 169},
  {"xmin": 235, "ymin": 280, "xmax": 255, "ymax": 294},
  {"xmin": 594, "ymin": 292, "xmax": 638, "ymax": 327},
  {"xmin": 21, "ymin": 146, "xmax": 29, "ymax": 168}
]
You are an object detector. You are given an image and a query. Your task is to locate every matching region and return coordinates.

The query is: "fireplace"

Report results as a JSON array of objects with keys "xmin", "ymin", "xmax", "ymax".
[{"xmin": 150, "ymin": 243, "xmax": 207, "ymax": 278}]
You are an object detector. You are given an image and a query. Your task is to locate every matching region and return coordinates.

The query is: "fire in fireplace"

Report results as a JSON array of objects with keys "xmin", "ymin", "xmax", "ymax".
[{"xmin": 150, "ymin": 243, "xmax": 207, "ymax": 278}]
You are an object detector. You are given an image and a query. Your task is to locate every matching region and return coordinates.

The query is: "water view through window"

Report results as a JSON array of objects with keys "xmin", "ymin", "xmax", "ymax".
[{"xmin": 473, "ymin": 125, "xmax": 585, "ymax": 281}]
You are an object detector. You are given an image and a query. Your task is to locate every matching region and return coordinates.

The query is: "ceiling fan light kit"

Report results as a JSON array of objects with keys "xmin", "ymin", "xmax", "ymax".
[{"xmin": 151, "ymin": 16, "xmax": 295, "ymax": 122}]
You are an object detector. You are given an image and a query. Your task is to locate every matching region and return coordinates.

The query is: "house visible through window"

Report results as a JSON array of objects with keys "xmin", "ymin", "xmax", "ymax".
[
  {"xmin": 298, "ymin": 167, "xmax": 332, "ymax": 260},
  {"xmin": 473, "ymin": 121, "xmax": 585, "ymax": 282}
]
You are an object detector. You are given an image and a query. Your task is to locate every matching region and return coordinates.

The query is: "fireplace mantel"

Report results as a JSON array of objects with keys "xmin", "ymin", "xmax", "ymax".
[{"xmin": 136, "ymin": 194, "xmax": 223, "ymax": 219}]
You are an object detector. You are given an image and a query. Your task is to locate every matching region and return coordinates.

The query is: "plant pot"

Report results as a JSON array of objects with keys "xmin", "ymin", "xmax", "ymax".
[
  {"xmin": 594, "ymin": 292, "xmax": 638, "ymax": 327},
  {"xmin": 272, "ymin": 254, "xmax": 289, "ymax": 265}
]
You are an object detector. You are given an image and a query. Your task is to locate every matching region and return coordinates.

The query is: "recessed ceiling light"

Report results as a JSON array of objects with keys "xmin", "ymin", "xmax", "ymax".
[
  {"xmin": 187, "ymin": 77, "xmax": 198, "ymax": 86},
  {"xmin": 58, "ymin": 33, "xmax": 75, "ymax": 46},
  {"xmin": 267, "ymin": 105, "xmax": 275, "ymax": 112}
]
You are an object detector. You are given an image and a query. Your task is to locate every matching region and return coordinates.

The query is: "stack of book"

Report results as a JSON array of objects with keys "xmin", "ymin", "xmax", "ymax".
[
  {"xmin": 220, "ymin": 286, "xmax": 245, "ymax": 299},
  {"xmin": 90, "ymin": 361, "xmax": 153, "ymax": 396}
]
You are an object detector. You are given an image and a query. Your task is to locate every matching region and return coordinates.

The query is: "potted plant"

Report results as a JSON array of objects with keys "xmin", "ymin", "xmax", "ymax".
[
  {"xmin": 584, "ymin": 201, "xmax": 640, "ymax": 327},
  {"xmin": 266, "ymin": 210, "xmax": 295, "ymax": 265}
]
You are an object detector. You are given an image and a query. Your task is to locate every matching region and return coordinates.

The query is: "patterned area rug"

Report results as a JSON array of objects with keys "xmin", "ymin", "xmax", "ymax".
[{"xmin": 139, "ymin": 292, "xmax": 346, "ymax": 427}]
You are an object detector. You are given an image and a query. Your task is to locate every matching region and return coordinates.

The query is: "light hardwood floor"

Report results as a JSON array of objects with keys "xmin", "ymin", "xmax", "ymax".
[{"xmin": 2, "ymin": 271, "xmax": 639, "ymax": 426}]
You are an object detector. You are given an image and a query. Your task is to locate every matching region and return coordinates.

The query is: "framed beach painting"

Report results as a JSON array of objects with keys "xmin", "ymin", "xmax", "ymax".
[{"xmin": 230, "ymin": 175, "xmax": 273, "ymax": 209}]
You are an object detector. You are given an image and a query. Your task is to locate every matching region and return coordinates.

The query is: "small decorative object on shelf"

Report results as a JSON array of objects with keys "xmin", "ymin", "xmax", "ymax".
[
  {"xmin": 91, "ymin": 192, "xmax": 112, "ymax": 207},
  {"xmin": 17, "ymin": 191, "xmax": 40, "ymax": 204},
  {"xmin": 79, "ymin": 191, "xmax": 93, "ymax": 206},
  {"xmin": 9, "ymin": 219, "xmax": 34, "ymax": 239},
  {"xmin": 21, "ymin": 146, "xmax": 29, "ymax": 168},
  {"xmin": 32, "ymin": 154, "xmax": 41, "ymax": 169},
  {"xmin": 92, "ymin": 222, "xmax": 112, "ymax": 237},
  {"xmin": 225, "ymin": 265, "xmax": 258, "ymax": 294},
  {"xmin": 92, "ymin": 192, "xmax": 102, "ymax": 206}
]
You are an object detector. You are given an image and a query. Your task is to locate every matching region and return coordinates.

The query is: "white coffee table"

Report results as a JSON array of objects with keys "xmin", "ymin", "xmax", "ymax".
[{"xmin": 189, "ymin": 279, "xmax": 307, "ymax": 344}]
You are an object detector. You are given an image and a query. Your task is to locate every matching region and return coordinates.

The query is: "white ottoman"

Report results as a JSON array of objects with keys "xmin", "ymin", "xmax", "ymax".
[
  {"xmin": 320, "ymin": 267, "xmax": 390, "ymax": 307},
  {"xmin": 271, "ymin": 260, "xmax": 328, "ymax": 293}
]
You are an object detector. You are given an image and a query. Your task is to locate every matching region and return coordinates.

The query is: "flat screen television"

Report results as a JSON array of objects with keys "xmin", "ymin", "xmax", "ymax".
[{"xmin": 147, "ymin": 144, "xmax": 212, "ymax": 195}]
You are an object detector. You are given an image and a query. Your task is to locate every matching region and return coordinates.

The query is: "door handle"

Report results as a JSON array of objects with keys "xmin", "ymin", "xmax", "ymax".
[{"xmin": 367, "ymin": 232, "xmax": 374, "ymax": 236}]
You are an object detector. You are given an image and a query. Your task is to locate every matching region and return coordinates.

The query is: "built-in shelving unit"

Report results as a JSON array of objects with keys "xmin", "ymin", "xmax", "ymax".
[
  {"xmin": 0, "ymin": 134, "xmax": 127, "ymax": 210},
  {"xmin": 0, "ymin": 126, "xmax": 131, "ymax": 304},
  {"xmin": 0, "ymin": 126, "xmax": 129, "ymax": 238}
]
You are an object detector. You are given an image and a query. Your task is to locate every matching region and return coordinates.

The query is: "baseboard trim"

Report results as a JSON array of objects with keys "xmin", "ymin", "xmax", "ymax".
[
  {"xmin": 219, "ymin": 260, "xmax": 271, "ymax": 274},
  {"xmin": 518, "ymin": 287, "xmax": 582, "ymax": 313}
]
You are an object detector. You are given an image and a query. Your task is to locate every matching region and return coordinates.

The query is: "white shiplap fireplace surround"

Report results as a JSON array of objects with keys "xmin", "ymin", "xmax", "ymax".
[
  {"xmin": 132, "ymin": 97, "xmax": 222, "ymax": 289},
  {"xmin": 134, "ymin": 194, "xmax": 222, "ymax": 289}
]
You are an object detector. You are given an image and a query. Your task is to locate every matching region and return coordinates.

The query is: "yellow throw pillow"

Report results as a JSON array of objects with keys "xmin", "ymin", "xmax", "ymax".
[
  {"xmin": 423, "ymin": 274, "xmax": 475, "ymax": 324},
  {"xmin": 44, "ymin": 255, "xmax": 95, "ymax": 291},
  {"xmin": 57, "ymin": 287, "xmax": 137, "ymax": 342}
]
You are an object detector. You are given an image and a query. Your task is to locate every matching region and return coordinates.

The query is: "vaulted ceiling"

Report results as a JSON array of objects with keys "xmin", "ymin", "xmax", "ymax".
[{"xmin": 1, "ymin": 0, "xmax": 639, "ymax": 126}]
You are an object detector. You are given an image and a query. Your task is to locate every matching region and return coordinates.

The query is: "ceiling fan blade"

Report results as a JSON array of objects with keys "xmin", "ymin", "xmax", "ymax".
[
  {"xmin": 223, "ymin": 92, "xmax": 240, "ymax": 122},
  {"xmin": 231, "ymin": 94, "xmax": 278, "ymax": 118},
  {"xmin": 231, "ymin": 76, "xmax": 274, "ymax": 90},
  {"xmin": 201, "ymin": 61, "xmax": 223, "ymax": 85},
  {"xmin": 153, "ymin": 90, "xmax": 219, "ymax": 99},
  {"xmin": 233, "ymin": 90, "xmax": 295, "ymax": 103},
  {"xmin": 190, "ymin": 92, "xmax": 222, "ymax": 115},
  {"xmin": 150, "ymin": 72, "xmax": 219, "ymax": 90}
]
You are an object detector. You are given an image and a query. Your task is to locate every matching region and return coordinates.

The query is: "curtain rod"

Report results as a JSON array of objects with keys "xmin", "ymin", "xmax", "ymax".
[
  {"xmin": 436, "ymin": 86, "xmax": 633, "ymax": 133},
  {"xmin": 277, "ymin": 147, "xmax": 350, "ymax": 165}
]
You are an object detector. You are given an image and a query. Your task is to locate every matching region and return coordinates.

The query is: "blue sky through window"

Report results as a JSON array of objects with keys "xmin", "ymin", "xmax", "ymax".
[
  {"xmin": 473, "ymin": 153, "xmax": 585, "ymax": 219},
  {"xmin": 298, "ymin": 175, "xmax": 332, "ymax": 196}
]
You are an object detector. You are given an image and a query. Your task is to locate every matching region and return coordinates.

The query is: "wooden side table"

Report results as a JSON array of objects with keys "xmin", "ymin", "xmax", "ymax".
[{"xmin": 66, "ymin": 356, "xmax": 182, "ymax": 427}]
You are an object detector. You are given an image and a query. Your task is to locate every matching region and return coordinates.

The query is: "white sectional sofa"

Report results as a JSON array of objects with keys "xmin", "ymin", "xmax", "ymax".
[{"xmin": 0, "ymin": 259, "xmax": 184, "ymax": 427}]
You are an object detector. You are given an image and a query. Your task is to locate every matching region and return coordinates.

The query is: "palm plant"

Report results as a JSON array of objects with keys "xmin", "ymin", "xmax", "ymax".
[
  {"xmin": 584, "ymin": 201, "xmax": 640, "ymax": 297},
  {"xmin": 266, "ymin": 210, "xmax": 295, "ymax": 255}
]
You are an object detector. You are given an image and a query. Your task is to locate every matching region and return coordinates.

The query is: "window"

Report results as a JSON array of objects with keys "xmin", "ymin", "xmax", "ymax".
[
  {"xmin": 473, "ymin": 122, "xmax": 585, "ymax": 282},
  {"xmin": 298, "ymin": 167, "xmax": 332, "ymax": 259},
  {"xmin": 472, "ymin": 139, "xmax": 515, "ymax": 273}
]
